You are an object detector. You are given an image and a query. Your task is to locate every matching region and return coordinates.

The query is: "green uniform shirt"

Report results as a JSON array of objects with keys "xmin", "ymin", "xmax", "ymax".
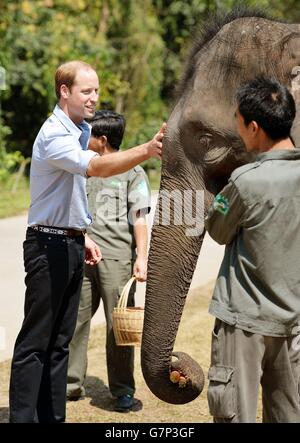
[
  {"xmin": 205, "ymin": 149, "xmax": 300, "ymax": 337},
  {"xmin": 87, "ymin": 165, "xmax": 151, "ymax": 260}
]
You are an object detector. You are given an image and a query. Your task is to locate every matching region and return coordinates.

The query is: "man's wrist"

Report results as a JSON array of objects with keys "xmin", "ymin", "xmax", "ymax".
[
  {"xmin": 135, "ymin": 253, "xmax": 147, "ymax": 260},
  {"xmin": 138, "ymin": 142, "xmax": 151, "ymax": 160}
]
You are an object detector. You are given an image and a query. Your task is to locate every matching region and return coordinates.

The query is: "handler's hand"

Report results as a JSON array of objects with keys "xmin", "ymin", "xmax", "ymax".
[
  {"xmin": 85, "ymin": 234, "xmax": 102, "ymax": 265},
  {"xmin": 146, "ymin": 122, "xmax": 167, "ymax": 160},
  {"xmin": 133, "ymin": 256, "xmax": 147, "ymax": 282}
]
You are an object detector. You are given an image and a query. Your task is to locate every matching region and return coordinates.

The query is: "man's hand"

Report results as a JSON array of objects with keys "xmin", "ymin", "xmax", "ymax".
[
  {"xmin": 146, "ymin": 122, "xmax": 167, "ymax": 160},
  {"xmin": 133, "ymin": 256, "xmax": 147, "ymax": 282},
  {"xmin": 84, "ymin": 234, "xmax": 102, "ymax": 265}
]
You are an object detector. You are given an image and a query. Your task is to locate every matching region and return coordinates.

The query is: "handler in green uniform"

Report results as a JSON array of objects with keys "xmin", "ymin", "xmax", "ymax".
[
  {"xmin": 67, "ymin": 111, "xmax": 151, "ymax": 412},
  {"xmin": 205, "ymin": 77, "xmax": 300, "ymax": 423}
]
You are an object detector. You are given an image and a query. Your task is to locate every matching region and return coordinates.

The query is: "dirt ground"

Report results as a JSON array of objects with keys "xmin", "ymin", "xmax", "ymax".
[{"xmin": 0, "ymin": 282, "xmax": 262, "ymax": 423}]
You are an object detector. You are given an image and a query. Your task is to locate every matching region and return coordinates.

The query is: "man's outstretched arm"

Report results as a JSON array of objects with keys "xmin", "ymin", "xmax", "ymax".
[{"xmin": 87, "ymin": 123, "xmax": 166, "ymax": 178}]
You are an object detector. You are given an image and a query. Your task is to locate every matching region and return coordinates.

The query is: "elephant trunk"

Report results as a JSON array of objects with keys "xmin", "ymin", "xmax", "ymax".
[{"xmin": 141, "ymin": 173, "xmax": 207, "ymax": 404}]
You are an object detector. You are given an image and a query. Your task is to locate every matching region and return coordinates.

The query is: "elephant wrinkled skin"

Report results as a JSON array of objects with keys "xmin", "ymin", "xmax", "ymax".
[{"xmin": 141, "ymin": 9, "xmax": 300, "ymax": 405}]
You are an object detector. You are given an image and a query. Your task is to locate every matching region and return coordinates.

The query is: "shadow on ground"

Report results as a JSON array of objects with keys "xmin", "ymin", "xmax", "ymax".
[{"xmin": 85, "ymin": 375, "xmax": 143, "ymax": 412}]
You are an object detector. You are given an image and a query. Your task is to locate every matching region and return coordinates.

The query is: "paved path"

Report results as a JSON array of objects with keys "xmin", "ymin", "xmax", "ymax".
[{"xmin": 0, "ymin": 194, "xmax": 224, "ymax": 362}]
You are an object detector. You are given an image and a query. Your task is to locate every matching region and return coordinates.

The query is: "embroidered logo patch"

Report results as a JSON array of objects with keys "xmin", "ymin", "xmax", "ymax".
[
  {"xmin": 213, "ymin": 194, "xmax": 229, "ymax": 215},
  {"xmin": 136, "ymin": 181, "xmax": 148, "ymax": 195}
]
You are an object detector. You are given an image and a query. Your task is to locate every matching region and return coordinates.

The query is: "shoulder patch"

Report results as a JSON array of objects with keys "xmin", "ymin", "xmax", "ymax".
[
  {"xmin": 213, "ymin": 194, "xmax": 229, "ymax": 215},
  {"xmin": 135, "ymin": 180, "xmax": 149, "ymax": 196}
]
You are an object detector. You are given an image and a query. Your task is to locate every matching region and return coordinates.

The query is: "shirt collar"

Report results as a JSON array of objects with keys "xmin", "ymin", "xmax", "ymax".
[
  {"xmin": 77, "ymin": 121, "xmax": 92, "ymax": 151},
  {"xmin": 256, "ymin": 148, "xmax": 300, "ymax": 162},
  {"xmin": 52, "ymin": 104, "xmax": 91, "ymax": 146}
]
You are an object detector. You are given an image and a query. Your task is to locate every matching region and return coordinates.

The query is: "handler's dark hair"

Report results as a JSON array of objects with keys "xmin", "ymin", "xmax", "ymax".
[
  {"xmin": 87, "ymin": 110, "xmax": 126, "ymax": 150},
  {"xmin": 236, "ymin": 77, "xmax": 296, "ymax": 140}
]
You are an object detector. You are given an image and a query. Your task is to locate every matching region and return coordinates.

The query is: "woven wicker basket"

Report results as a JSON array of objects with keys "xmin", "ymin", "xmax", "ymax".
[{"xmin": 112, "ymin": 276, "xmax": 144, "ymax": 346}]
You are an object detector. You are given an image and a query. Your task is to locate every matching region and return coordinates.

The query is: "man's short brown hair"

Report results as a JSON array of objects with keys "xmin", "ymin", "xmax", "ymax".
[{"xmin": 55, "ymin": 60, "xmax": 96, "ymax": 99}]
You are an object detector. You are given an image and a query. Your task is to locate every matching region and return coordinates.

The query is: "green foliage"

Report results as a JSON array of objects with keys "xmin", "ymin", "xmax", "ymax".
[
  {"xmin": 0, "ymin": 173, "xmax": 30, "ymax": 218},
  {"xmin": 0, "ymin": 1, "xmax": 127, "ymax": 156},
  {"xmin": 0, "ymin": 147, "xmax": 25, "ymax": 182}
]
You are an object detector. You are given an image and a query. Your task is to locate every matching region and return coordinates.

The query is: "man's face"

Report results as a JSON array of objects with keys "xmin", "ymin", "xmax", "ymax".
[
  {"xmin": 88, "ymin": 136, "xmax": 104, "ymax": 155},
  {"xmin": 67, "ymin": 68, "xmax": 99, "ymax": 123},
  {"xmin": 88, "ymin": 135, "xmax": 116, "ymax": 156}
]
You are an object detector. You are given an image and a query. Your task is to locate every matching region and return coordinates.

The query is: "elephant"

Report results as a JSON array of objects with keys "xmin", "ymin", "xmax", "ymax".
[{"xmin": 141, "ymin": 7, "xmax": 300, "ymax": 405}]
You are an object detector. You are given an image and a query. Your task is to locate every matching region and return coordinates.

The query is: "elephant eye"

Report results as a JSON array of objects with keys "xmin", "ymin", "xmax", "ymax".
[{"xmin": 198, "ymin": 133, "xmax": 212, "ymax": 149}]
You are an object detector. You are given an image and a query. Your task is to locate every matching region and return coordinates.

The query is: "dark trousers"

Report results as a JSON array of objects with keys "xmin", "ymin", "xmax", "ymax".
[{"xmin": 9, "ymin": 228, "xmax": 85, "ymax": 423}]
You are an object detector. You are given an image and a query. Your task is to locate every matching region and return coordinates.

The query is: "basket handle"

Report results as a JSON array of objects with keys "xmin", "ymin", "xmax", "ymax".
[{"xmin": 117, "ymin": 276, "xmax": 136, "ymax": 309}]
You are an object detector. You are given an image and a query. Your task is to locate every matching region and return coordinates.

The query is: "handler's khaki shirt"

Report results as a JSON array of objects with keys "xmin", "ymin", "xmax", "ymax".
[
  {"xmin": 205, "ymin": 149, "xmax": 300, "ymax": 337},
  {"xmin": 87, "ymin": 166, "xmax": 151, "ymax": 260}
]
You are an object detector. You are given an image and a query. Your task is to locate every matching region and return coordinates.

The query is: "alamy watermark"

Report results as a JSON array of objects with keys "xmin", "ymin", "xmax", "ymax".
[
  {"xmin": 154, "ymin": 189, "xmax": 205, "ymax": 237},
  {"xmin": 92, "ymin": 184, "xmax": 205, "ymax": 237}
]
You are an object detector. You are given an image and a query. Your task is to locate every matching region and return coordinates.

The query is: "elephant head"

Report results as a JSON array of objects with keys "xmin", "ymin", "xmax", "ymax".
[{"xmin": 141, "ymin": 8, "xmax": 300, "ymax": 405}]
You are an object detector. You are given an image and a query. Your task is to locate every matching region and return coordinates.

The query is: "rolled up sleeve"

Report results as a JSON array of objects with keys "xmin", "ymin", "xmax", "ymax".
[
  {"xmin": 44, "ymin": 134, "xmax": 97, "ymax": 177},
  {"xmin": 128, "ymin": 169, "xmax": 151, "ymax": 215}
]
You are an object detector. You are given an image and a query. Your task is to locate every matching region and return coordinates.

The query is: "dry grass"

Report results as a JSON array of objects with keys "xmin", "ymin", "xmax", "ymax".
[{"xmin": 0, "ymin": 282, "xmax": 262, "ymax": 423}]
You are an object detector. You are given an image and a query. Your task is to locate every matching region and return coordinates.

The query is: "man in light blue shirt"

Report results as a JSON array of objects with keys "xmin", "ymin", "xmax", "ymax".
[
  {"xmin": 9, "ymin": 60, "xmax": 166, "ymax": 423},
  {"xmin": 28, "ymin": 104, "xmax": 96, "ymax": 230}
]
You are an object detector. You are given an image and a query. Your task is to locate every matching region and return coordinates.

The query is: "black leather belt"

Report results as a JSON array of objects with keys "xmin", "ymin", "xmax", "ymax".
[{"xmin": 30, "ymin": 225, "xmax": 86, "ymax": 237}]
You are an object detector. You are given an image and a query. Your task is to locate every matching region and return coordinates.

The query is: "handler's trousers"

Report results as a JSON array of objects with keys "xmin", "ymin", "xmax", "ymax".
[
  {"xmin": 208, "ymin": 319, "xmax": 300, "ymax": 423},
  {"xmin": 9, "ymin": 228, "xmax": 84, "ymax": 423},
  {"xmin": 67, "ymin": 258, "xmax": 135, "ymax": 399}
]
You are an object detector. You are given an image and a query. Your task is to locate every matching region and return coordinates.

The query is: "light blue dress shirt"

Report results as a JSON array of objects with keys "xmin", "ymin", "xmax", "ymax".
[{"xmin": 28, "ymin": 104, "xmax": 97, "ymax": 229}]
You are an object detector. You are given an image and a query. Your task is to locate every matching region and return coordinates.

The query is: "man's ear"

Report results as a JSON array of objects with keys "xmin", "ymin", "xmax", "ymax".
[
  {"xmin": 100, "ymin": 135, "xmax": 108, "ymax": 147},
  {"xmin": 60, "ymin": 84, "xmax": 70, "ymax": 99},
  {"xmin": 251, "ymin": 120, "xmax": 259, "ymax": 134}
]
